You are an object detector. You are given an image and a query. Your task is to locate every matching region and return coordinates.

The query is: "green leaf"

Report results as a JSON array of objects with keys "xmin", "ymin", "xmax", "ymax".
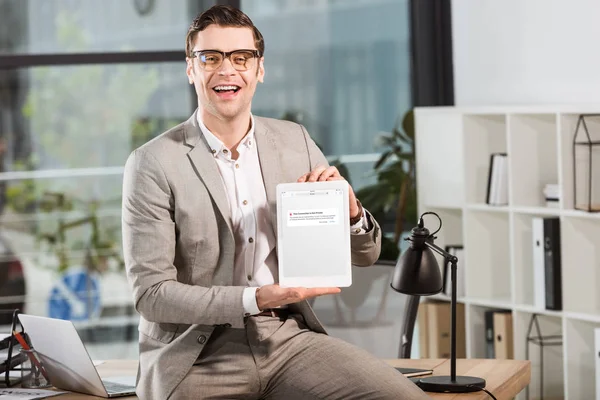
[
  {"xmin": 374, "ymin": 151, "xmax": 392, "ymax": 169},
  {"xmin": 402, "ymin": 110, "xmax": 415, "ymax": 141}
]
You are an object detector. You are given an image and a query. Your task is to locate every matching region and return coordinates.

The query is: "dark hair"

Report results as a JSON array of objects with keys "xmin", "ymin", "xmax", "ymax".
[{"xmin": 186, "ymin": 5, "xmax": 265, "ymax": 58}]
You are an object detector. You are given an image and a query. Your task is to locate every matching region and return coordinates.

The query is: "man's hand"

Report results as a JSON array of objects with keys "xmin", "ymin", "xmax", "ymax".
[
  {"xmin": 256, "ymin": 284, "xmax": 341, "ymax": 310},
  {"xmin": 297, "ymin": 166, "xmax": 361, "ymax": 220}
]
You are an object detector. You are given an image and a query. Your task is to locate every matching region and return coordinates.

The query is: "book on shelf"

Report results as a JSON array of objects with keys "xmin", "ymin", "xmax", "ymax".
[
  {"xmin": 532, "ymin": 217, "xmax": 562, "ymax": 311},
  {"xmin": 484, "ymin": 309, "xmax": 512, "ymax": 359},
  {"xmin": 485, "ymin": 153, "xmax": 508, "ymax": 206},
  {"xmin": 442, "ymin": 245, "xmax": 465, "ymax": 298}
]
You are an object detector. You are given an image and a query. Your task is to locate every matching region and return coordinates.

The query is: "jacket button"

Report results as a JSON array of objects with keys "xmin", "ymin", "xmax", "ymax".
[{"xmin": 197, "ymin": 335, "xmax": 207, "ymax": 344}]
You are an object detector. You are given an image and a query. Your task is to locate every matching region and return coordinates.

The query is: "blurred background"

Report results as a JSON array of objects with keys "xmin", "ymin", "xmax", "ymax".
[{"xmin": 0, "ymin": 0, "xmax": 452, "ymax": 360}]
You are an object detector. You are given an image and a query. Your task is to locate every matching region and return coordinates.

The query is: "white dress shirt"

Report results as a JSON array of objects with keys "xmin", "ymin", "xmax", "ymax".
[{"xmin": 197, "ymin": 114, "xmax": 368, "ymax": 316}]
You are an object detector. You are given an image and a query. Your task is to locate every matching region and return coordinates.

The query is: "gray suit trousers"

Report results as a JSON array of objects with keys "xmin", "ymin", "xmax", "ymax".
[{"xmin": 168, "ymin": 314, "xmax": 430, "ymax": 400}]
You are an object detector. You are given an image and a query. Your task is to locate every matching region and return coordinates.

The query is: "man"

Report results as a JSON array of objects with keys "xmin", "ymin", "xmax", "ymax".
[{"xmin": 122, "ymin": 5, "xmax": 427, "ymax": 400}]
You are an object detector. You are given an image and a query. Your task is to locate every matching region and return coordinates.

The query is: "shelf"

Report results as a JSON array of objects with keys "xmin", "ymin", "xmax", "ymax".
[
  {"xmin": 508, "ymin": 114, "xmax": 559, "ymax": 208},
  {"xmin": 463, "ymin": 114, "xmax": 507, "ymax": 204},
  {"xmin": 464, "ymin": 297, "xmax": 513, "ymax": 310},
  {"xmin": 421, "ymin": 204, "xmax": 462, "ymax": 212},
  {"xmin": 564, "ymin": 318, "xmax": 600, "ymax": 399},
  {"xmin": 427, "ymin": 293, "xmax": 468, "ymax": 304},
  {"xmin": 560, "ymin": 208, "xmax": 600, "ymax": 219},
  {"xmin": 465, "ymin": 305, "xmax": 489, "ymax": 359},
  {"xmin": 511, "ymin": 206, "xmax": 561, "ymax": 216},
  {"xmin": 416, "ymin": 106, "xmax": 600, "ymax": 399},
  {"xmin": 464, "ymin": 210, "xmax": 511, "ymax": 301},
  {"xmin": 513, "ymin": 310, "xmax": 564, "ymax": 400},
  {"xmin": 465, "ymin": 203, "xmax": 509, "ymax": 213},
  {"xmin": 564, "ymin": 311, "xmax": 600, "ymax": 324},
  {"xmin": 512, "ymin": 213, "xmax": 547, "ymax": 307},
  {"xmin": 466, "ymin": 304, "xmax": 513, "ymax": 359},
  {"xmin": 558, "ymin": 114, "xmax": 600, "ymax": 211},
  {"xmin": 513, "ymin": 304, "xmax": 563, "ymax": 318},
  {"xmin": 561, "ymin": 217, "xmax": 600, "ymax": 315}
]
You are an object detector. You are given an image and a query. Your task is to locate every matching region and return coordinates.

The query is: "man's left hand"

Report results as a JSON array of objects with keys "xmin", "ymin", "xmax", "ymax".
[{"xmin": 297, "ymin": 166, "xmax": 361, "ymax": 221}]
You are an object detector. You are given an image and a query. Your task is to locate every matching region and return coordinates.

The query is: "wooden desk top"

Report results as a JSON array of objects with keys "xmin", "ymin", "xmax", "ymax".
[
  {"xmin": 54, "ymin": 358, "xmax": 530, "ymax": 399},
  {"xmin": 386, "ymin": 359, "xmax": 531, "ymax": 399}
]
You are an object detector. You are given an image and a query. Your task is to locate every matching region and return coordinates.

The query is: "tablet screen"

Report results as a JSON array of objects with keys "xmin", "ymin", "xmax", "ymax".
[{"xmin": 277, "ymin": 181, "xmax": 351, "ymax": 287}]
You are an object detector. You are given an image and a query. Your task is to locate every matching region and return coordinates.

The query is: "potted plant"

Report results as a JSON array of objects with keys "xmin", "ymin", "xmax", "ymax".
[{"xmin": 356, "ymin": 109, "xmax": 417, "ymax": 262}]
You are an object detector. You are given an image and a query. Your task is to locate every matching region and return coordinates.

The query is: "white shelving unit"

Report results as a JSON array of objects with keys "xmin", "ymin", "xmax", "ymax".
[{"xmin": 415, "ymin": 106, "xmax": 600, "ymax": 400}]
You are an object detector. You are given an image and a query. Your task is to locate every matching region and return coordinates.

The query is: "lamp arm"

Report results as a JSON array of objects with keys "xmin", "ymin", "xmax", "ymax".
[
  {"xmin": 423, "ymin": 240, "xmax": 457, "ymax": 264},
  {"xmin": 424, "ymin": 239, "xmax": 459, "ymax": 382}
]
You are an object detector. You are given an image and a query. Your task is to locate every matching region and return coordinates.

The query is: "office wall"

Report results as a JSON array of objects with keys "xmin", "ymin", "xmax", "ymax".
[{"xmin": 452, "ymin": 0, "xmax": 600, "ymax": 105}]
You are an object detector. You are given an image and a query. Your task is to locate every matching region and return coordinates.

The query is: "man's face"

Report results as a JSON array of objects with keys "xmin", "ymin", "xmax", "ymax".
[{"xmin": 186, "ymin": 25, "xmax": 264, "ymax": 121}]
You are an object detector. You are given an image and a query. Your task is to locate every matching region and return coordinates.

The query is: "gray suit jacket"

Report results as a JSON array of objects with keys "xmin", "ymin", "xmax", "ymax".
[{"xmin": 122, "ymin": 111, "xmax": 381, "ymax": 400}]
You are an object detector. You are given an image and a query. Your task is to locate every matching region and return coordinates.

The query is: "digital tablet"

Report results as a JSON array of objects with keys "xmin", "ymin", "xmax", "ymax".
[{"xmin": 276, "ymin": 180, "xmax": 352, "ymax": 288}]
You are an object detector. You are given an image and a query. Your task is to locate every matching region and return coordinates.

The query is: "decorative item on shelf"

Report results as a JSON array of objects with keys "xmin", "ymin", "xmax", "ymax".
[
  {"xmin": 391, "ymin": 211, "xmax": 486, "ymax": 393},
  {"xmin": 525, "ymin": 313, "xmax": 562, "ymax": 400},
  {"xmin": 573, "ymin": 114, "xmax": 600, "ymax": 212},
  {"xmin": 542, "ymin": 183, "xmax": 560, "ymax": 208}
]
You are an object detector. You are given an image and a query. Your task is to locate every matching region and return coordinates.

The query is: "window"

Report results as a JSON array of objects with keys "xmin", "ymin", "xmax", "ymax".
[
  {"xmin": 0, "ymin": 0, "xmax": 195, "ymax": 359},
  {"xmin": 243, "ymin": 0, "xmax": 412, "ymax": 190}
]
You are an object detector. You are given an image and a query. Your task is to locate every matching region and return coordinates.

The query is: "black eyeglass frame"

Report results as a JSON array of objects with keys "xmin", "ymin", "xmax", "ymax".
[{"xmin": 189, "ymin": 49, "xmax": 261, "ymax": 70}]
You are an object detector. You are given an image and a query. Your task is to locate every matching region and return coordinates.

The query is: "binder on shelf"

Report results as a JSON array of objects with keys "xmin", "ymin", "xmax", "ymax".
[
  {"xmin": 532, "ymin": 217, "xmax": 546, "ymax": 309},
  {"xmin": 493, "ymin": 312, "xmax": 513, "ymax": 359},
  {"xmin": 484, "ymin": 309, "xmax": 512, "ymax": 359},
  {"xmin": 532, "ymin": 217, "xmax": 562, "ymax": 311},
  {"xmin": 543, "ymin": 218, "xmax": 562, "ymax": 311},
  {"xmin": 486, "ymin": 153, "xmax": 508, "ymax": 206},
  {"xmin": 484, "ymin": 310, "xmax": 495, "ymax": 359}
]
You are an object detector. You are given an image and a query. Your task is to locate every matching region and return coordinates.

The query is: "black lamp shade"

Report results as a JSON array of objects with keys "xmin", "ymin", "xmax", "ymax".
[{"xmin": 391, "ymin": 246, "xmax": 443, "ymax": 296}]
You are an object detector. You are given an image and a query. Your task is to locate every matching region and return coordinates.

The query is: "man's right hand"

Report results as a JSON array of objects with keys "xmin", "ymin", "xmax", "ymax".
[{"xmin": 255, "ymin": 284, "xmax": 341, "ymax": 311}]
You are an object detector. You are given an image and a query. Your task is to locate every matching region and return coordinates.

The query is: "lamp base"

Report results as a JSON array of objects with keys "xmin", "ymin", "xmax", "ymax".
[{"xmin": 416, "ymin": 375, "xmax": 486, "ymax": 393}]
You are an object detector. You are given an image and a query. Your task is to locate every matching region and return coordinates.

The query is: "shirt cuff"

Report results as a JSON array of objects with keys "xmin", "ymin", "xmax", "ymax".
[
  {"xmin": 350, "ymin": 208, "xmax": 370, "ymax": 234},
  {"xmin": 242, "ymin": 287, "xmax": 261, "ymax": 316}
]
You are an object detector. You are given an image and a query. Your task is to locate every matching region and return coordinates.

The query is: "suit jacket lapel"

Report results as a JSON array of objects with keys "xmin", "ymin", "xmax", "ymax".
[
  {"xmin": 254, "ymin": 118, "xmax": 283, "ymax": 237},
  {"xmin": 183, "ymin": 111, "xmax": 233, "ymax": 233}
]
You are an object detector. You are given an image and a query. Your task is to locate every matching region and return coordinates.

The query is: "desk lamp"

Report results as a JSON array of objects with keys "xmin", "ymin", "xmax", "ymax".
[{"xmin": 391, "ymin": 211, "xmax": 486, "ymax": 393}]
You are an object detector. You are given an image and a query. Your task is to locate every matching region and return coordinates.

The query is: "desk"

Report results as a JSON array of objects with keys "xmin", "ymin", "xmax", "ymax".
[
  {"xmin": 54, "ymin": 358, "xmax": 530, "ymax": 399},
  {"xmin": 386, "ymin": 359, "xmax": 531, "ymax": 399}
]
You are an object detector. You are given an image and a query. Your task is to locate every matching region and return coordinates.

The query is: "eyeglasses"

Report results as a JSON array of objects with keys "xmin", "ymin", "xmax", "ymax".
[{"xmin": 189, "ymin": 49, "xmax": 261, "ymax": 71}]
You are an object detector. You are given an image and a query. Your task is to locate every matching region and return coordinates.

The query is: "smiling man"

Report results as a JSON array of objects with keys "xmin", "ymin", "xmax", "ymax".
[{"xmin": 122, "ymin": 5, "xmax": 427, "ymax": 400}]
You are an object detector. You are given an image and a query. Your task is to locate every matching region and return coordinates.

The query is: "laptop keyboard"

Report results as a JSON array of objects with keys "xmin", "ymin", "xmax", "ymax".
[{"xmin": 102, "ymin": 380, "xmax": 136, "ymax": 393}]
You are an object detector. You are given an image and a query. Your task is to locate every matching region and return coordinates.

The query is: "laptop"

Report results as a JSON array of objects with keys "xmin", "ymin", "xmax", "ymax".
[
  {"xmin": 395, "ymin": 367, "xmax": 433, "ymax": 378},
  {"xmin": 17, "ymin": 314, "xmax": 136, "ymax": 398}
]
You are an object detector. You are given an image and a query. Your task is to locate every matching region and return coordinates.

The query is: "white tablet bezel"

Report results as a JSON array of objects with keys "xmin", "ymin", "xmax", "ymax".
[{"xmin": 276, "ymin": 180, "xmax": 352, "ymax": 288}]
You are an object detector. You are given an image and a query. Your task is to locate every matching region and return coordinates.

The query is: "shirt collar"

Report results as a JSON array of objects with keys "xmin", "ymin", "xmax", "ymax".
[{"xmin": 197, "ymin": 113, "xmax": 255, "ymax": 158}]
